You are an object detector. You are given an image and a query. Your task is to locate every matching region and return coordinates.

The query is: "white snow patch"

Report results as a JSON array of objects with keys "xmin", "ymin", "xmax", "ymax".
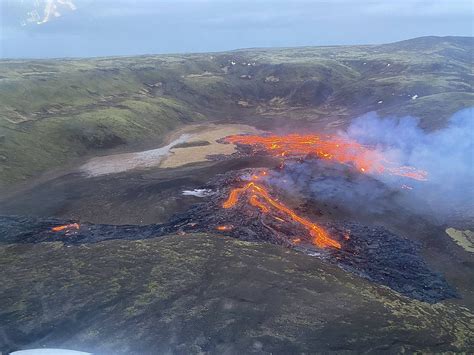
[
  {"xmin": 412, "ymin": 94, "xmax": 418, "ymax": 100},
  {"xmin": 182, "ymin": 189, "xmax": 214, "ymax": 197}
]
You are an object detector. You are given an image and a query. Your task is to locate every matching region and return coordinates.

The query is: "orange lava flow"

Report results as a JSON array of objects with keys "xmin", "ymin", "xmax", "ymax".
[
  {"xmin": 225, "ymin": 134, "xmax": 427, "ymax": 181},
  {"xmin": 222, "ymin": 181, "xmax": 341, "ymax": 249},
  {"xmin": 51, "ymin": 223, "xmax": 80, "ymax": 232}
]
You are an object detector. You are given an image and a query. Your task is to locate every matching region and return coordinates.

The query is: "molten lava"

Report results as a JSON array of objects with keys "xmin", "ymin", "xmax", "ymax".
[
  {"xmin": 225, "ymin": 134, "xmax": 427, "ymax": 181},
  {"xmin": 219, "ymin": 133, "xmax": 427, "ymax": 249},
  {"xmin": 222, "ymin": 181, "xmax": 341, "ymax": 249},
  {"xmin": 51, "ymin": 223, "xmax": 80, "ymax": 232}
]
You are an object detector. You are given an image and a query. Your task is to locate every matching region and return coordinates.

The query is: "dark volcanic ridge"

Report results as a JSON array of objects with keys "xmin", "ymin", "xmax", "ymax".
[{"xmin": 1, "ymin": 168, "xmax": 457, "ymax": 304}]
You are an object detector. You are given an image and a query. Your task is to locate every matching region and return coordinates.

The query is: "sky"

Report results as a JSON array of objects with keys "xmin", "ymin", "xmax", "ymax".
[{"xmin": 1, "ymin": 0, "xmax": 473, "ymax": 58}]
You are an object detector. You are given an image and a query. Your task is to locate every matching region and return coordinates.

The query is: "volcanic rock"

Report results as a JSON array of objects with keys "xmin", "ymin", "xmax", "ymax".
[{"xmin": 1, "ymin": 234, "xmax": 472, "ymax": 354}]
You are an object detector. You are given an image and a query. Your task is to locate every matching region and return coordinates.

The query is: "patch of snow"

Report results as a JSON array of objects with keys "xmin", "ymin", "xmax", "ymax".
[
  {"xmin": 182, "ymin": 189, "xmax": 214, "ymax": 197},
  {"xmin": 412, "ymin": 94, "xmax": 418, "ymax": 100},
  {"xmin": 306, "ymin": 250, "xmax": 323, "ymax": 257}
]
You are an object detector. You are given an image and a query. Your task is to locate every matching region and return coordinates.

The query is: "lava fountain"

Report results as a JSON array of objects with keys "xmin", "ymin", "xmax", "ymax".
[{"xmin": 224, "ymin": 134, "xmax": 428, "ymax": 181}]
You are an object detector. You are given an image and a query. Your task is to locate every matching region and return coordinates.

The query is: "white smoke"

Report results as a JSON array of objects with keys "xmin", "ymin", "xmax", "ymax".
[{"xmin": 267, "ymin": 108, "xmax": 474, "ymax": 226}]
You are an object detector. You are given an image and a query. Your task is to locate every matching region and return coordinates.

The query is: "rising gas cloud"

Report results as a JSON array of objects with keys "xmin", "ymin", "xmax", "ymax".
[{"xmin": 266, "ymin": 108, "xmax": 474, "ymax": 226}]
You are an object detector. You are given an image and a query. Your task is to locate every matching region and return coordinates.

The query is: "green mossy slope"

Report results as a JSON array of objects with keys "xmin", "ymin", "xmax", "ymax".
[
  {"xmin": 1, "ymin": 234, "xmax": 472, "ymax": 354},
  {"xmin": 0, "ymin": 36, "xmax": 472, "ymax": 187}
]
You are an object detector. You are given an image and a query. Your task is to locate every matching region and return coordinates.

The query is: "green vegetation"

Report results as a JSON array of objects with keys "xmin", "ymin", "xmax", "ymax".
[
  {"xmin": 1, "ymin": 234, "xmax": 472, "ymax": 353},
  {"xmin": 0, "ymin": 36, "xmax": 472, "ymax": 187},
  {"xmin": 171, "ymin": 140, "xmax": 211, "ymax": 149}
]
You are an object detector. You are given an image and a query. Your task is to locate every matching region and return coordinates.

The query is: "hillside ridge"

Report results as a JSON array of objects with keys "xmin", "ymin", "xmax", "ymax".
[{"xmin": 0, "ymin": 36, "xmax": 472, "ymax": 188}]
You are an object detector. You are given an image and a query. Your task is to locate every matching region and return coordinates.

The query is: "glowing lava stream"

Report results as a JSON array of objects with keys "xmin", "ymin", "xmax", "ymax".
[
  {"xmin": 225, "ymin": 134, "xmax": 428, "ymax": 181},
  {"xmin": 51, "ymin": 223, "xmax": 80, "ymax": 232},
  {"xmin": 222, "ymin": 181, "xmax": 341, "ymax": 249}
]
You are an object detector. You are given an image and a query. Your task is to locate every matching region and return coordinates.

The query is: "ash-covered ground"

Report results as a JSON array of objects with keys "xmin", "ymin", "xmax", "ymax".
[{"xmin": 0, "ymin": 166, "xmax": 458, "ymax": 303}]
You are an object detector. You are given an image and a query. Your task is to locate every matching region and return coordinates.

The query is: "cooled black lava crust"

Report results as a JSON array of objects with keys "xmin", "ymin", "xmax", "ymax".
[
  {"xmin": 0, "ymin": 167, "xmax": 457, "ymax": 304},
  {"xmin": 0, "ymin": 211, "xmax": 457, "ymax": 303}
]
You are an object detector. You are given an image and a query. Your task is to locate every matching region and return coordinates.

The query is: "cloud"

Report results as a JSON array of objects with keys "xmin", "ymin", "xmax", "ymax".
[
  {"xmin": 2, "ymin": 0, "xmax": 472, "ymax": 57},
  {"xmin": 361, "ymin": 0, "xmax": 473, "ymax": 17}
]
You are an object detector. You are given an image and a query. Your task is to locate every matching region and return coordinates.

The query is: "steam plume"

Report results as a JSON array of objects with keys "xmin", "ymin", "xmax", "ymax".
[{"xmin": 267, "ymin": 108, "xmax": 474, "ymax": 226}]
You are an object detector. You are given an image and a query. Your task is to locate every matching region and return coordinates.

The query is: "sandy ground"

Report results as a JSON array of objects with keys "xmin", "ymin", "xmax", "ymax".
[
  {"xmin": 80, "ymin": 124, "xmax": 260, "ymax": 176},
  {"xmin": 160, "ymin": 124, "xmax": 260, "ymax": 168},
  {"xmin": 80, "ymin": 134, "xmax": 191, "ymax": 176}
]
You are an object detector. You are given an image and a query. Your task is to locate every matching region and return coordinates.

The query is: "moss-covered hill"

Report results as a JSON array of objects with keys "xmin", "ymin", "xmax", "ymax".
[
  {"xmin": 0, "ymin": 36, "xmax": 472, "ymax": 187},
  {"xmin": 1, "ymin": 234, "xmax": 472, "ymax": 354}
]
